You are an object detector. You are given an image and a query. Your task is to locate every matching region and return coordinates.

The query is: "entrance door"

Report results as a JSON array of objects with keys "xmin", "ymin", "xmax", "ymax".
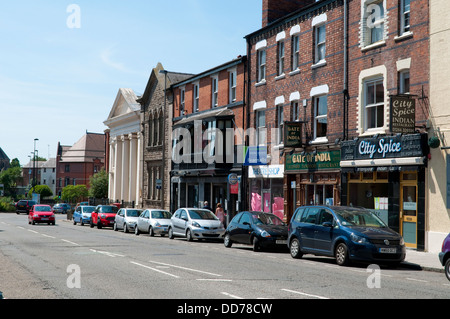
[{"xmin": 400, "ymin": 183, "xmax": 417, "ymax": 249}]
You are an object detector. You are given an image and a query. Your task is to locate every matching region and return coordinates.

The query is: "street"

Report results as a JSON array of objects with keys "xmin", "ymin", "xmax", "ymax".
[{"xmin": 0, "ymin": 213, "xmax": 448, "ymax": 304}]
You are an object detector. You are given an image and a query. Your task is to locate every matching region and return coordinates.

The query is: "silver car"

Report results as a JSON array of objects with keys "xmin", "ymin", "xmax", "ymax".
[
  {"xmin": 114, "ymin": 208, "xmax": 143, "ymax": 233},
  {"xmin": 168, "ymin": 208, "xmax": 225, "ymax": 241},
  {"xmin": 135, "ymin": 209, "xmax": 172, "ymax": 237}
]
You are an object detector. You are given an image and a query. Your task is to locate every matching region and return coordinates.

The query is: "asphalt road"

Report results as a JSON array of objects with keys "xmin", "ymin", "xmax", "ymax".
[{"xmin": 0, "ymin": 213, "xmax": 448, "ymax": 303}]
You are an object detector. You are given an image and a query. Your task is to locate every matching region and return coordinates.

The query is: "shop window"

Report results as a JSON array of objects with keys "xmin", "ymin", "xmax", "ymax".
[
  {"xmin": 402, "ymin": 172, "xmax": 417, "ymax": 181},
  {"xmin": 362, "ymin": 172, "xmax": 374, "ymax": 180}
]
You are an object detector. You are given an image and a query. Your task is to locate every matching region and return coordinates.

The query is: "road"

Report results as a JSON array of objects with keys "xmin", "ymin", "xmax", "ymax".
[{"xmin": 0, "ymin": 213, "xmax": 448, "ymax": 304}]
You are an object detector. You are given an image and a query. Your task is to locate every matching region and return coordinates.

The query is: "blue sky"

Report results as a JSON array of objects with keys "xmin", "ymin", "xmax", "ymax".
[{"xmin": 0, "ymin": 0, "xmax": 261, "ymax": 165}]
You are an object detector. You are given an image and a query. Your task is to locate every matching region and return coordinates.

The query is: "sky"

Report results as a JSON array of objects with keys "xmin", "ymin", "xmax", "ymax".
[{"xmin": 0, "ymin": 0, "xmax": 262, "ymax": 166}]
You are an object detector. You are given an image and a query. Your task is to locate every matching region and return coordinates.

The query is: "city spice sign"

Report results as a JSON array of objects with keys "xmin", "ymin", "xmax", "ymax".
[{"xmin": 390, "ymin": 95, "xmax": 416, "ymax": 134}]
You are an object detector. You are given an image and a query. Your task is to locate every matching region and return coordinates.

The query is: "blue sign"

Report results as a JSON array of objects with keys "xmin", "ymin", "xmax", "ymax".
[{"xmin": 244, "ymin": 146, "xmax": 267, "ymax": 166}]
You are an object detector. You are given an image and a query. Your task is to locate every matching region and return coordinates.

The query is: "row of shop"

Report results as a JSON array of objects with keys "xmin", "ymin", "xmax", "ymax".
[{"xmin": 171, "ymin": 132, "xmax": 429, "ymax": 251}]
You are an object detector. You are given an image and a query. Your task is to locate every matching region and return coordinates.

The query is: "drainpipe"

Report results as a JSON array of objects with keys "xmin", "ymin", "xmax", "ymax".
[{"xmin": 343, "ymin": 0, "xmax": 349, "ymax": 141}]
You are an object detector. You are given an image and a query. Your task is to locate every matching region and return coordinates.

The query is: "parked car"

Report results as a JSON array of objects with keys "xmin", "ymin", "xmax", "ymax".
[
  {"xmin": 135, "ymin": 209, "xmax": 172, "ymax": 236},
  {"xmin": 439, "ymin": 233, "xmax": 450, "ymax": 281},
  {"xmin": 28, "ymin": 205, "xmax": 55, "ymax": 225},
  {"xmin": 73, "ymin": 205, "xmax": 96, "ymax": 226},
  {"xmin": 168, "ymin": 208, "xmax": 225, "ymax": 241},
  {"xmin": 90, "ymin": 205, "xmax": 118, "ymax": 229},
  {"xmin": 53, "ymin": 203, "xmax": 71, "ymax": 214},
  {"xmin": 287, "ymin": 206, "xmax": 406, "ymax": 266},
  {"xmin": 114, "ymin": 208, "xmax": 143, "ymax": 233},
  {"xmin": 224, "ymin": 211, "xmax": 288, "ymax": 252},
  {"xmin": 15, "ymin": 200, "xmax": 37, "ymax": 214}
]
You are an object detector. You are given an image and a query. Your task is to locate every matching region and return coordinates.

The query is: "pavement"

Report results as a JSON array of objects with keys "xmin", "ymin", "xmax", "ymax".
[{"xmin": 402, "ymin": 249, "xmax": 444, "ymax": 272}]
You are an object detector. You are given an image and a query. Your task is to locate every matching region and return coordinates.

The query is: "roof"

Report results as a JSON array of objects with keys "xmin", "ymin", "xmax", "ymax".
[
  {"xmin": 23, "ymin": 158, "xmax": 56, "ymax": 169},
  {"xmin": 59, "ymin": 132, "xmax": 106, "ymax": 163},
  {"xmin": 104, "ymin": 88, "xmax": 141, "ymax": 127}
]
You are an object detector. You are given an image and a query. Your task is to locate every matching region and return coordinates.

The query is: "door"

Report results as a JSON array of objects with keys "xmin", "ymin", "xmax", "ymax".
[
  {"xmin": 299, "ymin": 207, "xmax": 320, "ymax": 251},
  {"xmin": 400, "ymin": 182, "xmax": 417, "ymax": 249},
  {"xmin": 262, "ymin": 190, "xmax": 271, "ymax": 213},
  {"xmin": 314, "ymin": 208, "xmax": 335, "ymax": 254}
]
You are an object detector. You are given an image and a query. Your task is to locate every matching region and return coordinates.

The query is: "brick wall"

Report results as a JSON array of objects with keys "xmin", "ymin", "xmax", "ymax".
[{"xmin": 262, "ymin": 0, "xmax": 316, "ymax": 27}]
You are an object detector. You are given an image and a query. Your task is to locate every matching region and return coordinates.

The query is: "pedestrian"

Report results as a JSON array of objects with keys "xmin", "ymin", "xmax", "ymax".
[
  {"xmin": 203, "ymin": 201, "xmax": 212, "ymax": 212},
  {"xmin": 215, "ymin": 203, "xmax": 226, "ymax": 226}
]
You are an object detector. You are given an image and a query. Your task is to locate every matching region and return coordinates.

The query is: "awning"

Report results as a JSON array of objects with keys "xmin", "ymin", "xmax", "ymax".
[
  {"xmin": 340, "ymin": 156, "xmax": 425, "ymax": 168},
  {"xmin": 173, "ymin": 108, "xmax": 234, "ymax": 127}
]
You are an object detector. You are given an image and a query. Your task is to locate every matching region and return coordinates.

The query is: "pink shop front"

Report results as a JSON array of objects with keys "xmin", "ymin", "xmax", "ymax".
[{"xmin": 248, "ymin": 165, "xmax": 285, "ymax": 221}]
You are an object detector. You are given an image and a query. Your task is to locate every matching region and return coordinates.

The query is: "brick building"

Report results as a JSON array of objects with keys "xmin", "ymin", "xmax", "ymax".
[
  {"xmin": 170, "ymin": 56, "xmax": 247, "ymax": 220},
  {"xmin": 55, "ymin": 132, "xmax": 106, "ymax": 197},
  {"xmin": 341, "ymin": 0, "xmax": 430, "ymax": 250},
  {"xmin": 245, "ymin": 0, "xmax": 346, "ymax": 222}
]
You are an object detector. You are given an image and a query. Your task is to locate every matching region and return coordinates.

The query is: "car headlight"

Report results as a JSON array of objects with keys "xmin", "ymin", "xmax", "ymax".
[
  {"xmin": 33, "ymin": 214, "xmax": 39, "ymax": 218},
  {"xmin": 350, "ymin": 233, "xmax": 368, "ymax": 244},
  {"xmin": 399, "ymin": 237, "xmax": 405, "ymax": 246},
  {"xmin": 101, "ymin": 214, "xmax": 106, "ymax": 219},
  {"xmin": 192, "ymin": 222, "xmax": 201, "ymax": 228},
  {"xmin": 260, "ymin": 230, "xmax": 271, "ymax": 238},
  {"xmin": 155, "ymin": 222, "xmax": 161, "ymax": 227}
]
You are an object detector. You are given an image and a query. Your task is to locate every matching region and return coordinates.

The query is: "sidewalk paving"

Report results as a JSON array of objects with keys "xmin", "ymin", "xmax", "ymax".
[{"xmin": 402, "ymin": 249, "xmax": 444, "ymax": 273}]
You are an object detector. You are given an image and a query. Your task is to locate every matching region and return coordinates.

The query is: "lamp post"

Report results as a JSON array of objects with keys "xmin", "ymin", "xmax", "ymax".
[
  {"xmin": 32, "ymin": 138, "xmax": 39, "ymax": 193},
  {"xmin": 159, "ymin": 69, "xmax": 168, "ymax": 210}
]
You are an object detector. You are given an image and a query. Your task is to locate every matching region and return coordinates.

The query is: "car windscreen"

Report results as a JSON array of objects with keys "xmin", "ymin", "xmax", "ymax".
[
  {"xmin": 333, "ymin": 208, "xmax": 386, "ymax": 228},
  {"xmin": 82, "ymin": 207, "xmax": 95, "ymax": 213},
  {"xmin": 188, "ymin": 210, "xmax": 217, "ymax": 220},
  {"xmin": 151, "ymin": 211, "xmax": 171, "ymax": 219},
  {"xmin": 35, "ymin": 206, "xmax": 52, "ymax": 212},
  {"xmin": 126, "ymin": 210, "xmax": 142, "ymax": 217},
  {"xmin": 252, "ymin": 213, "xmax": 283, "ymax": 226},
  {"xmin": 99, "ymin": 206, "xmax": 118, "ymax": 213}
]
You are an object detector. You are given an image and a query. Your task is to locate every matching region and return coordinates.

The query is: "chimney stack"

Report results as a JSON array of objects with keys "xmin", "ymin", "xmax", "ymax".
[{"xmin": 262, "ymin": 0, "xmax": 316, "ymax": 27}]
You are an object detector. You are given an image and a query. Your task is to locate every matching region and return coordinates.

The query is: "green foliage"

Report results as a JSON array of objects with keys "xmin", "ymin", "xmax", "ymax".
[
  {"xmin": 89, "ymin": 168, "xmax": 108, "ymax": 199},
  {"xmin": 0, "ymin": 197, "xmax": 15, "ymax": 212},
  {"xmin": 61, "ymin": 185, "xmax": 88, "ymax": 203},
  {"xmin": 0, "ymin": 166, "xmax": 22, "ymax": 197},
  {"xmin": 29, "ymin": 184, "xmax": 53, "ymax": 198}
]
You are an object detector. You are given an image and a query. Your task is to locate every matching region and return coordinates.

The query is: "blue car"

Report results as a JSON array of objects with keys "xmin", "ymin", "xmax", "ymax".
[
  {"xmin": 73, "ymin": 205, "xmax": 96, "ymax": 226},
  {"xmin": 287, "ymin": 206, "xmax": 406, "ymax": 266}
]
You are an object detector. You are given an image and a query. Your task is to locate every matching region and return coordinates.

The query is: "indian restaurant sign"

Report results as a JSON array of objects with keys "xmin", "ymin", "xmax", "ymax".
[{"xmin": 286, "ymin": 150, "xmax": 341, "ymax": 171}]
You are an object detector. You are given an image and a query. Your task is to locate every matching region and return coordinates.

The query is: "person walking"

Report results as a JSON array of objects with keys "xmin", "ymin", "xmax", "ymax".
[{"xmin": 215, "ymin": 203, "xmax": 226, "ymax": 226}]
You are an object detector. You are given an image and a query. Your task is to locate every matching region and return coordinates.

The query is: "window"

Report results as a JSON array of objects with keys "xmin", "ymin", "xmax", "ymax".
[
  {"xmin": 277, "ymin": 41, "xmax": 285, "ymax": 76},
  {"xmin": 291, "ymin": 35, "xmax": 300, "ymax": 71},
  {"xmin": 65, "ymin": 164, "xmax": 70, "ymax": 172},
  {"xmin": 193, "ymin": 83, "xmax": 199, "ymax": 112},
  {"xmin": 256, "ymin": 110, "xmax": 266, "ymax": 145},
  {"xmin": 399, "ymin": 70, "xmax": 410, "ymax": 94},
  {"xmin": 212, "ymin": 76, "xmax": 218, "ymax": 107},
  {"xmin": 314, "ymin": 25, "xmax": 326, "ymax": 63},
  {"xmin": 314, "ymin": 95, "xmax": 328, "ymax": 139},
  {"xmin": 400, "ymin": 0, "xmax": 411, "ymax": 35},
  {"xmin": 229, "ymin": 70, "xmax": 236, "ymax": 103},
  {"xmin": 276, "ymin": 104, "xmax": 284, "ymax": 145},
  {"xmin": 364, "ymin": 78, "xmax": 385, "ymax": 130},
  {"xmin": 362, "ymin": 0, "xmax": 385, "ymax": 46},
  {"xmin": 257, "ymin": 49, "xmax": 266, "ymax": 82},
  {"xmin": 180, "ymin": 88, "xmax": 185, "ymax": 115},
  {"xmin": 291, "ymin": 101, "xmax": 300, "ymax": 122}
]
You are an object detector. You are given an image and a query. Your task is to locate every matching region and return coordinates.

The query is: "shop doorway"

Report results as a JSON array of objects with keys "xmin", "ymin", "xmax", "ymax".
[{"xmin": 400, "ymin": 172, "xmax": 418, "ymax": 249}]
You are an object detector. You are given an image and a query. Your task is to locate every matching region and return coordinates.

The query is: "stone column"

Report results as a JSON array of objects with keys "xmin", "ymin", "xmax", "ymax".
[
  {"xmin": 136, "ymin": 132, "xmax": 142, "ymax": 207},
  {"xmin": 121, "ymin": 135, "xmax": 130, "ymax": 202},
  {"xmin": 128, "ymin": 133, "xmax": 137, "ymax": 206},
  {"xmin": 108, "ymin": 138, "xmax": 115, "ymax": 200},
  {"xmin": 114, "ymin": 136, "xmax": 123, "ymax": 202}
]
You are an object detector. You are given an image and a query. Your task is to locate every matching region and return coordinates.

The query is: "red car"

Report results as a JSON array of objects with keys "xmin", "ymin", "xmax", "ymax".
[
  {"xmin": 28, "ymin": 205, "xmax": 55, "ymax": 225},
  {"xmin": 90, "ymin": 205, "xmax": 118, "ymax": 229}
]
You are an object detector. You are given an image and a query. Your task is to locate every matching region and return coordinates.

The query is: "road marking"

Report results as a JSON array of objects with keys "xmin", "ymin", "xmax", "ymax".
[
  {"xmin": 61, "ymin": 239, "xmax": 80, "ymax": 246},
  {"xmin": 130, "ymin": 261, "xmax": 180, "ymax": 278},
  {"xmin": 27, "ymin": 229, "xmax": 39, "ymax": 234},
  {"xmin": 281, "ymin": 288, "xmax": 330, "ymax": 299},
  {"xmin": 406, "ymin": 278, "xmax": 428, "ymax": 283},
  {"xmin": 41, "ymin": 234, "xmax": 56, "ymax": 239},
  {"xmin": 197, "ymin": 279, "xmax": 233, "ymax": 282},
  {"xmin": 148, "ymin": 260, "xmax": 222, "ymax": 277},
  {"xmin": 221, "ymin": 292, "xmax": 244, "ymax": 299},
  {"xmin": 17, "ymin": 226, "xmax": 24, "ymax": 229},
  {"xmin": 89, "ymin": 249, "xmax": 124, "ymax": 257}
]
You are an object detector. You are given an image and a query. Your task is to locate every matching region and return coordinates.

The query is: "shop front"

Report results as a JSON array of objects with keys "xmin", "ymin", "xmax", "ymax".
[
  {"xmin": 284, "ymin": 149, "xmax": 341, "ymax": 223},
  {"xmin": 340, "ymin": 133, "xmax": 429, "ymax": 250}
]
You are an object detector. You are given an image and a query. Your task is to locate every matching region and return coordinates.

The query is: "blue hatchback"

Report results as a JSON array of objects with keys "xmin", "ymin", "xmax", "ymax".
[
  {"xmin": 73, "ymin": 205, "xmax": 96, "ymax": 226},
  {"xmin": 287, "ymin": 206, "xmax": 406, "ymax": 266}
]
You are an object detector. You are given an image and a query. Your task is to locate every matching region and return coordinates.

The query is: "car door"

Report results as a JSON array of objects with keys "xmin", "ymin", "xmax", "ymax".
[
  {"xmin": 314, "ymin": 208, "xmax": 335, "ymax": 255},
  {"xmin": 139, "ymin": 210, "xmax": 149, "ymax": 232},
  {"xmin": 235, "ymin": 212, "xmax": 253, "ymax": 244},
  {"xmin": 116, "ymin": 209, "xmax": 124, "ymax": 228},
  {"xmin": 299, "ymin": 207, "xmax": 320, "ymax": 251},
  {"xmin": 227, "ymin": 213, "xmax": 242, "ymax": 242},
  {"xmin": 171, "ymin": 209, "xmax": 185, "ymax": 236},
  {"xmin": 75, "ymin": 206, "xmax": 81, "ymax": 222}
]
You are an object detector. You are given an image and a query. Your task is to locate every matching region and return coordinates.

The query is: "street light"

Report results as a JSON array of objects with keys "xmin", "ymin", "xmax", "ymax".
[{"xmin": 32, "ymin": 138, "xmax": 39, "ymax": 193}]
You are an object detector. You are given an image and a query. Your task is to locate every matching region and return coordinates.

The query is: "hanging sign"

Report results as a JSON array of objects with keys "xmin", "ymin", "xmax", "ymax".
[{"xmin": 390, "ymin": 95, "xmax": 416, "ymax": 134}]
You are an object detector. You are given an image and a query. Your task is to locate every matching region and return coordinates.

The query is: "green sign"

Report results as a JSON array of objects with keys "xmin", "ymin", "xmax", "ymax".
[{"xmin": 286, "ymin": 150, "xmax": 341, "ymax": 171}]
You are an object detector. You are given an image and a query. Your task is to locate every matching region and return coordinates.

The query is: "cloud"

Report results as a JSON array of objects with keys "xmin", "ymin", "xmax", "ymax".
[{"xmin": 100, "ymin": 46, "xmax": 135, "ymax": 74}]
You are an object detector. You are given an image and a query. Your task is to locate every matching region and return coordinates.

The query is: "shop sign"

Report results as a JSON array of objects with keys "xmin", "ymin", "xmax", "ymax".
[
  {"xmin": 341, "ymin": 134, "xmax": 426, "ymax": 161},
  {"xmin": 286, "ymin": 150, "xmax": 341, "ymax": 171},
  {"xmin": 284, "ymin": 121, "xmax": 303, "ymax": 148},
  {"xmin": 248, "ymin": 165, "xmax": 284, "ymax": 179},
  {"xmin": 390, "ymin": 96, "xmax": 416, "ymax": 134},
  {"xmin": 228, "ymin": 173, "xmax": 239, "ymax": 195},
  {"xmin": 244, "ymin": 146, "xmax": 268, "ymax": 166}
]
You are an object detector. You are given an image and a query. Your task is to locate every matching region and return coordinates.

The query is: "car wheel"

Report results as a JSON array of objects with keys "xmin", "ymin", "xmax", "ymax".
[
  {"xmin": 168, "ymin": 227, "xmax": 174, "ymax": 239},
  {"xmin": 80, "ymin": 220, "xmax": 84, "ymax": 226},
  {"xmin": 289, "ymin": 238, "xmax": 303, "ymax": 259},
  {"xmin": 445, "ymin": 258, "xmax": 450, "ymax": 281},
  {"xmin": 186, "ymin": 229, "xmax": 193, "ymax": 242},
  {"xmin": 73, "ymin": 220, "xmax": 77, "ymax": 225},
  {"xmin": 224, "ymin": 233, "xmax": 232, "ymax": 248},
  {"xmin": 335, "ymin": 243, "xmax": 350, "ymax": 266},
  {"xmin": 113, "ymin": 223, "xmax": 118, "ymax": 231},
  {"xmin": 135, "ymin": 226, "xmax": 140, "ymax": 235},
  {"xmin": 90, "ymin": 221, "xmax": 94, "ymax": 228},
  {"xmin": 97, "ymin": 222, "xmax": 102, "ymax": 229},
  {"xmin": 253, "ymin": 237, "xmax": 261, "ymax": 252},
  {"xmin": 149, "ymin": 226, "xmax": 154, "ymax": 237},
  {"xmin": 124, "ymin": 224, "xmax": 128, "ymax": 233}
]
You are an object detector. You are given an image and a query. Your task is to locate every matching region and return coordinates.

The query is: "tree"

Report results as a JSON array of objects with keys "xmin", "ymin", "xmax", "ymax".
[
  {"xmin": 89, "ymin": 168, "xmax": 108, "ymax": 199},
  {"xmin": 0, "ymin": 166, "xmax": 22, "ymax": 198},
  {"xmin": 28, "ymin": 185, "xmax": 53, "ymax": 198},
  {"xmin": 61, "ymin": 185, "xmax": 88, "ymax": 203}
]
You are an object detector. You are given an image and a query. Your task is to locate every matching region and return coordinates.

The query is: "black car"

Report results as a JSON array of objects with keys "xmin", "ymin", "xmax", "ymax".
[
  {"xmin": 15, "ymin": 200, "xmax": 37, "ymax": 214},
  {"xmin": 224, "ymin": 211, "xmax": 288, "ymax": 252}
]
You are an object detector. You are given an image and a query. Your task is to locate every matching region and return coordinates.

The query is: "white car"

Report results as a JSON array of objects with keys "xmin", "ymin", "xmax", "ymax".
[
  {"xmin": 135, "ymin": 209, "xmax": 172, "ymax": 236},
  {"xmin": 114, "ymin": 208, "xmax": 143, "ymax": 233},
  {"xmin": 168, "ymin": 208, "xmax": 225, "ymax": 241}
]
